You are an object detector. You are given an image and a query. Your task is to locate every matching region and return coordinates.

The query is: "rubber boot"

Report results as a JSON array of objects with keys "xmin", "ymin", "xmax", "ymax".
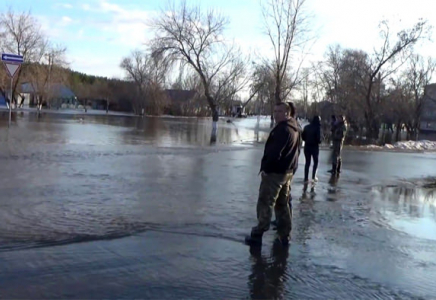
[
  {"xmin": 330, "ymin": 163, "xmax": 337, "ymax": 175},
  {"xmin": 245, "ymin": 231, "xmax": 263, "ymax": 246},
  {"xmin": 336, "ymin": 160, "xmax": 342, "ymax": 174},
  {"xmin": 304, "ymin": 166, "xmax": 309, "ymax": 183},
  {"xmin": 275, "ymin": 235, "xmax": 290, "ymax": 246}
]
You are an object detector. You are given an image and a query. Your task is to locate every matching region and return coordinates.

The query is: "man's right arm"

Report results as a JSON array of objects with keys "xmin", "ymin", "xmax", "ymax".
[{"xmin": 261, "ymin": 126, "xmax": 290, "ymax": 173}]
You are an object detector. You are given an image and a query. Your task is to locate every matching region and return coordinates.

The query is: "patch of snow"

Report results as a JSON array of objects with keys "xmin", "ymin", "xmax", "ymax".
[
  {"xmin": 361, "ymin": 140, "xmax": 436, "ymax": 151},
  {"xmin": 393, "ymin": 140, "xmax": 436, "ymax": 150}
]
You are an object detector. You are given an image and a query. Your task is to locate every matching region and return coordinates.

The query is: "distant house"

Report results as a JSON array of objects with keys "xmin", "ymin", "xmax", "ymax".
[
  {"xmin": 420, "ymin": 84, "xmax": 436, "ymax": 133},
  {"xmin": 21, "ymin": 82, "xmax": 78, "ymax": 108},
  {"xmin": 231, "ymin": 104, "xmax": 246, "ymax": 117}
]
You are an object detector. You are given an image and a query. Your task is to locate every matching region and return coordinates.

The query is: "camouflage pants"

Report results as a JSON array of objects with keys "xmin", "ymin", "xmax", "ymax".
[
  {"xmin": 251, "ymin": 173, "xmax": 293, "ymax": 239},
  {"xmin": 332, "ymin": 140, "xmax": 343, "ymax": 167}
]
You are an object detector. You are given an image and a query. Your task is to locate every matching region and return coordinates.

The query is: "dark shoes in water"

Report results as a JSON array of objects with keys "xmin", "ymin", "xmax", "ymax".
[
  {"xmin": 275, "ymin": 235, "xmax": 290, "ymax": 246},
  {"xmin": 271, "ymin": 220, "xmax": 278, "ymax": 230},
  {"xmin": 245, "ymin": 231, "xmax": 290, "ymax": 247},
  {"xmin": 245, "ymin": 233, "xmax": 262, "ymax": 246}
]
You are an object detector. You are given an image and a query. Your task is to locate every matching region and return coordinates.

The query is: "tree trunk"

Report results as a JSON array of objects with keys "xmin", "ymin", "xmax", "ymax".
[
  {"xmin": 274, "ymin": 71, "xmax": 281, "ymax": 104},
  {"xmin": 364, "ymin": 112, "xmax": 373, "ymax": 142},
  {"xmin": 413, "ymin": 118, "xmax": 420, "ymax": 141},
  {"xmin": 372, "ymin": 122, "xmax": 380, "ymax": 143},
  {"xmin": 274, "ymin": 87, "xmax": 280, "ymax": 104},
  {"xmin": 208, "ymin": 96, "xmax": 219, "ymax": 144},
  {"xmin": 210, "ymin": 121, "xmax": 217, "ymax": 144},
  {"xmin": 365, "ymin": 110, "xmax": 380, "ymax": 143},
  {"xmin": 395, "ymin": 122, "xmax": 402, "ymax": 142}
]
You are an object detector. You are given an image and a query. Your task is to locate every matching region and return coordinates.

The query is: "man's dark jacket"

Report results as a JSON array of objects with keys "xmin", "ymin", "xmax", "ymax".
[{"xmin": 260, "ymin": 118, "xmax": 302, "ymax": 174}]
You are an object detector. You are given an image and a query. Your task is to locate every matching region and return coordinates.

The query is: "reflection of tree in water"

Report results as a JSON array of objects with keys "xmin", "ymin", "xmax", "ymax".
[
  {"xmin": 374, "ymin": 185, "xmax": 436, "ymax": 221},
  {"xmin": 247, "ymin": 243, "xmax": 289, "ymax": 300},
  {"xmin": 130, "ymin": 117, "xmax": 270, "ymax": 145}
]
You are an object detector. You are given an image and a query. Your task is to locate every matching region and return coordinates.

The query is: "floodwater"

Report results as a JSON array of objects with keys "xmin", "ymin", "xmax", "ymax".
[{"xmin": 1, "ymin": 110, "xmax": 436, "ymax": 299}]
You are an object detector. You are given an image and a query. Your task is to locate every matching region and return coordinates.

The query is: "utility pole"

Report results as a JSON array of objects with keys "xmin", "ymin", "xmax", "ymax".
[{"xmin": 47, "ymin": 52, "xmax": 52, "ymax": 109}]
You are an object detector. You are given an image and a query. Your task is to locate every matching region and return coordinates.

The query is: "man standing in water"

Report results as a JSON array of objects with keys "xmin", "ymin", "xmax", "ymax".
[
  {"xmin": 329, "ymin": 115, "xmax": 348, "ymax": 175},
  {"xmin": 302, "ymin": 116, "xmax": 322, "ymax": 183},
  {"xmin": 329, "ymin": 115, "xmax": 336, "ymax": 146},
  {"xmin": 245, "ymin": 102, "xmax": 301, "ymax": 246}
]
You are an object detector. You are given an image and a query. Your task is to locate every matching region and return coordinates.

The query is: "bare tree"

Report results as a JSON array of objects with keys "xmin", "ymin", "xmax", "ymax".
[
  {"xmin": 313, "ymin": 46, "xmax": 369, "ymax": 137},
  {"xmin": 392, "ymin": 55, "xmax": 436, "ymax": 140},
  {"xmin": 0, "ymin": 8, "xmax": 48, "ymax": 105},
  {"xmin": 149, "ymin": 0, "xmax": 245, "ymax": 141},
  {"xmin": 362, "ymin": 19, "xmax": 430, "ymax": 140},
  {"xmin": 261, "ymin": 0, "xmax": 314, "ymax": 104},
  {"xmin": 172, "ymin": 67, "xmax": 203, "ymax": 91},
  {"xmin": 120, "ymin": 50, "xmax": 148, "ymax": 115},
  {"xmin": 248, "ymin": 62, "xmax": 277, "ymax": 126},
  {"xmin": 213, "ymin": 56, "xmax": 252, "ymax": 115},
  {"xmin": 383, "ymin": 85, "xmax": 411, "ymax": 142},
  {"xmin": 315, "ymin": 21, "xmax": 430, "ymax": 143},
  {"xmin": 120, "ymin": 50, "xmax": 171, "ymax": 115},
  {"xmin": 22, "ymin": 44, "xmax": 68, "ymax": 110},
  {"xmin": 300, "ymin": 67, "xmax": 310, "ymax": 118},
  {"xmin": 170, "ymin": 69, "xmax": 210, "ymax": 116}
]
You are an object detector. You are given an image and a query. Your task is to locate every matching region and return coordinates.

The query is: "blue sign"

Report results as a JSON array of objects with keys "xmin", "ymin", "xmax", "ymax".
[{"xmin": 1, "ymin": 53, "xmax": 23, "ymax": 63}]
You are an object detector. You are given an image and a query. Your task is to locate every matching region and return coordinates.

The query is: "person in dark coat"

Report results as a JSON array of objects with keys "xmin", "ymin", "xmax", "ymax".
[
  {"xmin": 302, "ymin": 115, "xmax": 321, "ymax": 182},
  {"xmin": 329, "ymin": 115, "xmax": 336, "ymax": 146}
]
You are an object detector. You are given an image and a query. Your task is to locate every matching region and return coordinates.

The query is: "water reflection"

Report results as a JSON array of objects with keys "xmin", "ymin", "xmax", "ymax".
[
  {"xmin": 296, "ymin": 184, "xmax": 316, "ymax": 245},
  {"xmin": 301, "ymin": 183, "xmax": 316, "ymax": 201},
  {"xmin": 0, "ymin": 112, "xmax": 270, "ymax": 147},
  {"xmin": 326, "ymin": 174, "xmax": 340, "ymax": 202},
  {"xmin": 372, "ymin": 185, "xmax": 436, "ymax": 240},
  {"xmin": 248, "ymin": 243, "xmax": 289, "ymax": 300},
  {"xmin": 130, "ymin": 116, "xmax": 268, "ymax": 146}
]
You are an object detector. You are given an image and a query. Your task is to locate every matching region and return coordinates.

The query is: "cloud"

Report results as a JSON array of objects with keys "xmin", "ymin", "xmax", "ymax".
[
  {"xmin": 78, "ymin": 29, "xmax": 84, "ymax": 38},
  {"xmin": 54, "ymin": 3, "xmax": 73, "ymax": 9},
  {"xmin": 99, "ymin": 0, "xmax": 125, "ymax": 14},
  {"xmin": 61, "ymin": 16, "xmax": 73, "ymax": 24},
  {"xmin": 79, "ymin": 0, "xmax": 154, "ymax": 47},
  {"xmin": 36, "ymin": 15, "xmax": 69, "ymax": 41}
]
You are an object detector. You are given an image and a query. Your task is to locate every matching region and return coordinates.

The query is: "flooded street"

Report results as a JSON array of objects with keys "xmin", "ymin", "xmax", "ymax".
[{"xmin": 0, "ymin": 111, "xmax": 436, "ymax": 299}]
